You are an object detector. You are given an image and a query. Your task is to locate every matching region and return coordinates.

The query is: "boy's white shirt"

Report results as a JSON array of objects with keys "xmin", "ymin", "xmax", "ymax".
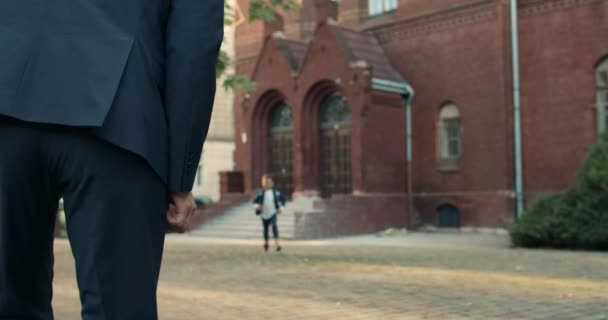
[
  {"xmin": 254, "ymin": 189, "xmax": 285, "ymax": 220},
  {"xmin": 260, "ymin": 189, "xmax": 277, "ymax": 219}
]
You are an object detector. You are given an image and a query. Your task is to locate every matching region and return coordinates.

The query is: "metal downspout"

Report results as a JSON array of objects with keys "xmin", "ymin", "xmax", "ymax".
[
  {"xmin": 511, "ymin": 0, "xmax": 525, "ymax": 218},
  {"xmin": 405, "ymin": 88, "xmax": 415, "ymax": 228}
]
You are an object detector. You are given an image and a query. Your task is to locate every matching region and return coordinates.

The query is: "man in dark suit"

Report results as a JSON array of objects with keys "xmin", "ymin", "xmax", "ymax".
[{"xmin": 0, "ymin": 0, "xmax": 223, "ymax": 319}]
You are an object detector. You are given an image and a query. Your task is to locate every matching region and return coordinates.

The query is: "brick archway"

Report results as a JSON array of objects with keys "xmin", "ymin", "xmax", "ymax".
[
  {"xmin": 251, "ymin": 89, "xmax": 290, "ymax": 191},
  {"xmin": 299, "ymin": 80, "xmax": 346, "ymax": 193}
]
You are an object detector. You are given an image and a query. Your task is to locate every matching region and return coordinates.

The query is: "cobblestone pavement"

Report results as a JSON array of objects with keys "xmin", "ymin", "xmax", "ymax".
[{"xmin": 52, "ymin": 238, "xmax": 608, "ymax": 320}]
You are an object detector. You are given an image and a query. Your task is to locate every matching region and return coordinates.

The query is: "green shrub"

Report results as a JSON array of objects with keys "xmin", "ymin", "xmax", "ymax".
[
  {"xmin": 510, "ymin": 194, "xmax": 568, "ymax": 248},
  {"xmin": 511, "ymin": 132, "xmax": 608, "ymax": 250},
  {"xmin": 578, "ymin": 131, "xmax": 608, "ymax": 193},
  {"xmin": 563, "ymin": 188, "xmax": 608, "ymax": 249}
]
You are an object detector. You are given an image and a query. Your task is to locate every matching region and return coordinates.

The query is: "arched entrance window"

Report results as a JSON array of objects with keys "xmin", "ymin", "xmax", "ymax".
[
  {"xmin": 320, "ymin": 94, "xmax": 352, "ymax": 198},
  {"xmin": 269, "ymin": 102, "xmax": 294, "ymax": 197},
  {"xmin": 437, "ymin": 204, "xmax": 461, "ymax": 228}
]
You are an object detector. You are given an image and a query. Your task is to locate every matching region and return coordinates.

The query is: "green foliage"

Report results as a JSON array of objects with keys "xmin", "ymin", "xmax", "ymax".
[
  {"xmin": 218, "ymin": 0, "xmax": 299, "ymax": 90},
  {"xmin": 224, "ymin": 1, "xmax": 236, "ymax": 25},
  {"xmin": 577, "ymin": 131, "xmax": 608, "ymax": 193},
  {"xmin": 510, "ymin": 194, "xmax": 564, "ymax": 248},
  {"xmin": 511, "ymin": 132, "xmax": 608, "ymax": 250},
  {"xmin": 216, "ymin": 50, "xmax": 231, "ymax": 79},
  {"xmin": 223, "ymin": 75, "xmax": 257, "ymax": 92},
  {"xmin": 248, "ymin": 0, "xmax": 300, "ymax": 22},
  {"xmin": 216, "ymin": 45, "xmax": 256, "ymax": 92}
]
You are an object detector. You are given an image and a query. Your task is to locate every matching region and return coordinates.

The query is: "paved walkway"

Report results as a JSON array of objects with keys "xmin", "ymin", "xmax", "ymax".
[
  {"xmin": 52, "ymin": 237, "xmax": 608, "ymax": 319},
  {"xmin": 173, "ymin": 230, "xmax": 512, "ymax": 249}
]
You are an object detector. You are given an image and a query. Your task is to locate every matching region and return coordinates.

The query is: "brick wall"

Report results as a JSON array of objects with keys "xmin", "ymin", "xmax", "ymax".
[
  {"xmin": 363, "ymin": 98, "xmax": 407, "ymax": 193},
  {"xmin": 518, "ymin": 0, "xmax": 608, "ymax": 198},
  {"xmin": 232, "ymin": 0, "xmax": 608, "ymax": 228},
  {"xmin": 414, "ymin": 192, "xmax": 514, "ymax": 228},
  {"xmin": 369, "ymin": 1, "xmax": 513, "ymax": 225},
  {"xmin": 294, "ymin": 194, "xmax": 408, "ymax": 239}
]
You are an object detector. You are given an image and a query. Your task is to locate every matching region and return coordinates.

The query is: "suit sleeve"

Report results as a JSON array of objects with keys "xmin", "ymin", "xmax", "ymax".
[{"xmin": 164, "ymin": 0, "xmax": 224, "ymax": 192}]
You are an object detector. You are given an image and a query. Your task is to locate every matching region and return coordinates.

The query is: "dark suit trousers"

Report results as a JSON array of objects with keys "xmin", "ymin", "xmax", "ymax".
[{"xmin": 0, "ymin": 117, "xmax": 168, "ymax": 320}]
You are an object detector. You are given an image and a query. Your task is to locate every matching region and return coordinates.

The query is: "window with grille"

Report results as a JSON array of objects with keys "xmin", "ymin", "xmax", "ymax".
[
  {"xmin": 597, "ymin": 59, "xmax": 608, "ymax": 134},
  {"xmin": 438, "ymin": 104, "xmax": 462, "ymax": 169},
  {"xmin": 368, "ymin": 0, "xmax": 398, "ymax": 16},
  {"xmin": 320, "ymin": 94, "xmax": 352, "ymax": 198},
  {"xmin": 269, "ymin": 102, "xmax": 294, "ymax": 198}
]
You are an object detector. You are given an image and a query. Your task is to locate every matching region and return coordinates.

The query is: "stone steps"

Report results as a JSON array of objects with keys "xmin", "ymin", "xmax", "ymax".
[{"xmin": 191, "ymin": 203, "xmax": 296, "ymax": 239}]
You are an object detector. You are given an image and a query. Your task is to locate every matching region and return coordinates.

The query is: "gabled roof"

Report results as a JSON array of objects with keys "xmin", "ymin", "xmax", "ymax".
[
  {"xmin": 252, "ymin": 24, "xmax": 411, "ymax": 95},
  {"xmin": 275, "ymin": 37, "xmax": 307, "ymax": 72},
  {"xmin": 251, "ymin": 32, "xmax": 307, "ymax": 80}
]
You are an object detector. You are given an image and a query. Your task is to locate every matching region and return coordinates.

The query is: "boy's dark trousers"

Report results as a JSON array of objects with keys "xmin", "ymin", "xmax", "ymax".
[
  {"xmin": 0, "ymin": 118, "xmax": 167, "ymax": 319},
  {"xmin": 262, "ymin": 214, "xmax": 279, "ymax": 242}
]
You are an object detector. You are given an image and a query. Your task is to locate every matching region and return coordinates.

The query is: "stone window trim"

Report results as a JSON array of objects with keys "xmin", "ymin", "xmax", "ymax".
[
  {"xmin": 596, "ymin": 58, "xmax": 608, "ymax": 134},
  {"xmin": 437, "ymin": 104, "xmax": 462, "ymax": 172}
]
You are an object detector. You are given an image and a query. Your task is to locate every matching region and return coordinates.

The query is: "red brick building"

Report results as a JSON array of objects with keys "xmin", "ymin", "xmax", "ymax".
[{"xmin": 229, "ymin": 0, "xmax": 608, "ymax": 234}]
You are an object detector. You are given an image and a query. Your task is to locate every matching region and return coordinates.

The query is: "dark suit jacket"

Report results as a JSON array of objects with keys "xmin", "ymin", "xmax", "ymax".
[{"xmin": 0, "ymin": 0, "xmax": 223, "ymax": 192}]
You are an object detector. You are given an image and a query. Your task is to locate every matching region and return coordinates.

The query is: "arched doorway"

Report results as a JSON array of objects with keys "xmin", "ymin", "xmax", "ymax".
[
  {"xmin": 268, "ymin": 102, "xmax": 294, "ymax": 198},
  {"xmin": 437, "ymin": 204, "xmax": 460, "ymax": 228},
  {"xmin": 320, "ymin": 94, "xmax": 352, "ymax": 198}
]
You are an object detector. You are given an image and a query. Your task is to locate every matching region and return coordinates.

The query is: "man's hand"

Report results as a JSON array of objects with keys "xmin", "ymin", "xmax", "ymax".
[{"xmin": 166, "ymin": 192, "xmax": 196, "ymax": 233}]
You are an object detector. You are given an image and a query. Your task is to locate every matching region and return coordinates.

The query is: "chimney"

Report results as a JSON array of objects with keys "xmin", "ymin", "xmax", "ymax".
[
  {"xmin": 314, "ymin": 0, "xmax": 338, "ymax": 25},
  {"xmin": 338, "ymin": 0, "xmax": 366, "ymax": 28},
  {"xmin": 300, "ymin": 0, "xmax": 338, "ymax": 41},
  {"xmin": 264, "ymin": 14, "xmax": 285, "ymax": 38},
  {"xmin": 234, "ymin": 0, "xmax": 285, "ymax": 79}
]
